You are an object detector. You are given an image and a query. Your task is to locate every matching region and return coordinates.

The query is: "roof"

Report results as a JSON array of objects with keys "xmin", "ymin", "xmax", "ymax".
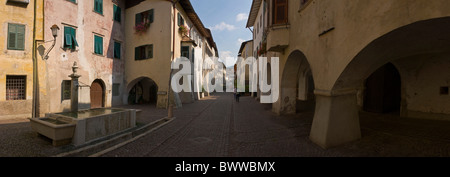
[
  {"xmin": 246, "ymin": 0, "xmax": 262, "ymax": 28},
  {"xmin": 238, "ymin": 40, "xmax": 253, "ymax": 56}
]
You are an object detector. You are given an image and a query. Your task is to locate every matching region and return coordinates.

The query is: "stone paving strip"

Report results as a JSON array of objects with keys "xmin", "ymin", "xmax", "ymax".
[{"xmin": 54, "ymin": 117, "xmax": 175, "ymax": 157}]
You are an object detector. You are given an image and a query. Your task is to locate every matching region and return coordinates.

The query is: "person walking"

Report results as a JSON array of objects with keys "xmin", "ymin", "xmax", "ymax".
[{"xmin": 234, "ymin": 87, "xmax": 238, "ymax": 102}]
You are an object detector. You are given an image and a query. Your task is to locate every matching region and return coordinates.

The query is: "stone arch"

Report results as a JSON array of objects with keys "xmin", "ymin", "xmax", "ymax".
[
  {"xmin": 90, "ymin": 79, "xmax": 106, "ymax": 109},
  {"xmin": 126, "ymin": 77, "xmax": 159, "ymax": 106},
  {"xmin": 311, "ymin": 17, "xmax": 450, "ymax": 149},
  {"xmin": 276, "ymin": 50, "xmax": 315, "ymax": 115}
]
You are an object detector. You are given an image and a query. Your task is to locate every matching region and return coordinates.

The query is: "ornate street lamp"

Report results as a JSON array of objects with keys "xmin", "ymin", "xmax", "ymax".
[{"xmin": 43, "ymin": 24, "xmax": 60, "ymax": 60}]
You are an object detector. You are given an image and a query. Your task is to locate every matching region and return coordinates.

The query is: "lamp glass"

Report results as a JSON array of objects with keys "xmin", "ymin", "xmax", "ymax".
[{"xmin": 51, "ymin": 25, "xmax": 59, "ymax": 37}]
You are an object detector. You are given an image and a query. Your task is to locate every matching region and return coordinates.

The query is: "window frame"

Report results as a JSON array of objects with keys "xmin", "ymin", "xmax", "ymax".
[
  {"xmin": 113, "ymin": 4, "xmax": 121, "ymax": 22},
  {"xmin": 63, "ymin": 25, "xmax": 78, "ymax": 50},
  {"xmin": 94, "ymin": 0, "xmax": 103, "ymax": 15},
  {"xmin": 7, "ymin": 23, "xmax": 25, "ymax": 51},
  {"xmin": 62, "ymin": 80, "xmax": 71, "ymax": 100},
  {"xmin": 6, "ymin": 75, "xmax": 27, "ymax": 101},
  {"xmin": 93, "ymin": 34, "xmax": 104, "ymax": 56},
  {"xmin": 113, "ymin": 41, "xmax": 121, "ymax": 59},
  {"xmin": 135, "ymin": 44, "xmax": 154, "ymax": 61},
  {"xmin": 135, "ymin": 9, "xmax": 154, "ymax": 26},
  {"xmin": 272, "ymin": 0, "xmax": 289, "ymax": 25}
]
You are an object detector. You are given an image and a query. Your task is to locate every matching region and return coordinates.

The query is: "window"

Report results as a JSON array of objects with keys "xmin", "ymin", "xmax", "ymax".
[
  {"xmin": 94, "ymin": 0, "xmax": 103, "ymax": 14},
  {"xmin": 114, "ymin": 41, "xmax": 121, "ymax": 59},
  {"xmin": 113, "ymin": 4, "xmax": 121, "ymax": 22},
  {"xmin": 135, "ymin": 45, "xmax": 153, "ymax": 60},
  {"xmin": 67, "ymin": 0, "xmax": 76, "ymax": 3},
  {"xmin": 94, "ymin": 35, "xmax": 103, "ymax": 55},
  {"xmin": 6, "ymin": 75, "xmax": 26, "ymax": 100},
  {"xmin": 177, "ymin": 12, "xmax": 185, "ymax": 26},
  {"xmin": 7, "ymin": 23, "xmax": 25, "ymax": 51},
  {"xmin": 64, "ymin": 26, "xmax": 78, "ymax": 50},
  {"xmin": 273, "ymin": 0, "xmax": 288, "ymax": 25},
  {"xmin": 113, "ymin": 84, "xmax": 120, "ymax": 96},
  {"xmin": 181, "ymin": 46, "xmax": 190, "ymax": 59},
  {"xmin": 136, "ymin": 9, "xmax": 154, "ymax": 26},
  {"xmin": 62, "ymin": 80, "xmax": 71, "ymax": 100}
]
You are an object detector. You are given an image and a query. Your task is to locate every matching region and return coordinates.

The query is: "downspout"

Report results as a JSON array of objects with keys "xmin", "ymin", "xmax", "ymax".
[{"xmin": 32, "ymin": 0, "xmax": 38, "ymax": 118}]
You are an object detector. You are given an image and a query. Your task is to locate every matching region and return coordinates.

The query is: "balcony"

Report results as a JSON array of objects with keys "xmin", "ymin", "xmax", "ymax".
[{"xmin": 266, "ymin": 24, "xmax": 290, "ymax": 53}]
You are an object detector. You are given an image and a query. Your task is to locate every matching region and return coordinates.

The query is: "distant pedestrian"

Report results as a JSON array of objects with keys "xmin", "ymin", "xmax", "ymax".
[
  {"xmin": 233, "ymin": 88, "xmax": 239, "ymax": 102},
  {"xmin": 236, "ymin": 92, "xmax": 240, "ymax": 102}
]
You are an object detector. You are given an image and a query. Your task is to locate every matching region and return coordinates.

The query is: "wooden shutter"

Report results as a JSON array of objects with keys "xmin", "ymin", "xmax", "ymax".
[
  {"xmin": 149, "ymin": 9, "xmax": 154, "ymax": 23},
  {"xmin": 273, "ymin": 0, "xmax": 288, "ymax": 24},
  {"xmin": 71, "ymin": 27, "xmax": 78, "ymax": 47},
  {"xmin": 8, "ymin": 24, "xmax": 17, "ymax": 50},
  {"xmin": 136, "ymin": 13, "xmax": 142, "ymax": 25},
  {"xmin": 16, "ymin": 25, "xmax": 25, "ymax": 50},
  {"xmin": 114, "ymin": 42, "xmax": 121, "ymax": 59},
  {"xmin": 114, "ymin": 4, "xmax": 121, "ymax": 22},
  {"xmin": 135, "ymin": 46, "xmax": 141, "ymax": 60},
  {"xmin": 94, "ymin": 35, "xmax": 103, "ymax": 55}
]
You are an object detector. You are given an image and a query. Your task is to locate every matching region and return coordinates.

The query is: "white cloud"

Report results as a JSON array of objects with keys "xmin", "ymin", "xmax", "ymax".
[
  {"xmin": 210, "ymin": 22, "xmax": 237, "ymax": 31},
  {"xmin": 236, "ymin": 13, "xmax": 248, "ymax": 22}
]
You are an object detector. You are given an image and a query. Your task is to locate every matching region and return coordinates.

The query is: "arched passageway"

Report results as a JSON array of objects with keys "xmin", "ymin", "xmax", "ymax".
[
  {"xmin": 127, "ymin": 77, "xmax": 158, "ymax": 106},
  {"xmin": 311, "ymin": 17, "xmax": 450, "ymax": 148}
]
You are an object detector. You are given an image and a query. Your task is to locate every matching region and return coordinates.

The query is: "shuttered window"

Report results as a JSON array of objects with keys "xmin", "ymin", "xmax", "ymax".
[
  {"xmin": 178, "ymin": 12, "xmax": 184, "ymax": 26},
  {"xmin": 114, "ymin": 4, "xmax": 121, "ymax": 22},
  {"xmin": 67, "ymin": 0, "xmax": 76, "ymax": 3},
  {"xmin": 181, "ymin": 46, "xmax": 190, "ymax": 59},
  {"xmin": 114, "ymin": 41, "xmax": 121, "ymax": 59},
  {"xmin": 135, "ymin": 45, "xmax": 153, "ymax": 60},
  {"xmin": 94, "ymin": 35, "xmax": 103, "ymax": 55},
  {"xmin": 94, "ymin": 0, "xmax": 103, "ymax": 14},
  {"xmin": 64, "ymin": 26, "xmax": 78, "ymax": 50},
  {"xmin": 7, "ymin": 23, "xmax": 25, "ymax": 51},
  {"xmin": 273, "ymin": 0, "xmax": 288, "ymax": 25},
  {"xmin": 135, "ymin": 9, "xmax": 154, "ymax": 26}
]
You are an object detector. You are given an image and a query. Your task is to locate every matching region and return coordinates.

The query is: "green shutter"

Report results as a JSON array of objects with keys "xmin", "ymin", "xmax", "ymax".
[
  {"xmin": 135, "ymin": 47, "xmax": 141, "ymax": 60},
  {"xmin": 16, "ymin": 25, "xmax": 25, "ymax": 50},
  {"xmin": 136, "ymin": 13, "xmax": 142, "ymax": 25},
  {"xmin": 114, "ymin": 5, "xmax": 121, "ymax": 22},
  {"xmin": 7, "ymin": 24, "xmax": 25, "ymax": 51},
  {"xmin": 95, "ymin": 35, "xmax": 103, "ymax": 55},
  {"xmin": 94, "ymin": 0, "xmax": 103, "ymax": 14},
  {"xmin": 8, "ymin": 24, "xmax": 17, "ymax": 50},
  {"xmin": 114, "ymin": 42, "xmax": 121, "ymax": 59},
  {"xmin": 149, "ymin": 9, "xmax": 154, "ymax": 23},
  {"xmin": 71, "ymin": 27, "xmax": 78, "ymax": 47}
]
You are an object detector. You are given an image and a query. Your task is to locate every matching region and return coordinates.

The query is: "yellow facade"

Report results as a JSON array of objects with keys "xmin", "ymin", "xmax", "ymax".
[{"xmin": 0, "ymin": 0, "xmax": 44, "ymax": 119}]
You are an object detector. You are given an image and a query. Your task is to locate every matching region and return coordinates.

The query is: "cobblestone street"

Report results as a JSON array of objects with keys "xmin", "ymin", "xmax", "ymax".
[{"xmin": 101, "ymin": 93, "xmax": 450, "ymax": 157}]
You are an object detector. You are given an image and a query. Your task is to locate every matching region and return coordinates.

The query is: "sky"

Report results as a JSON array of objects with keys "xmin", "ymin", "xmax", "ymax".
[{"xmin": 190, "ymin": 0, "xmax": 253, "ymax": 67}]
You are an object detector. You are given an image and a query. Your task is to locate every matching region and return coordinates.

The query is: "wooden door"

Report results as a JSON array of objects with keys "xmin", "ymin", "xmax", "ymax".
[{"xmin": 91, "ymin": 80, "xmax": 104, "ymax": 109}]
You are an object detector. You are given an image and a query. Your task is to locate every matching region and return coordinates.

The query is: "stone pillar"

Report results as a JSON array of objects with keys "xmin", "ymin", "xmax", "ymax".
[
  {"xmin": 309, "ymin": 89, "xmax": 361, "ymax": 149},
  {"xmin": 69, "ymin": 62, "xmax": 81, "ymax": 113}
]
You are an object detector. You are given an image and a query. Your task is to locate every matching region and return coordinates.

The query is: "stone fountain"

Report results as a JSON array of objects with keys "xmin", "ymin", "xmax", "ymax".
[{"xmin": 30, "ymin": 62, "xmax": 137, "ymax": 146}]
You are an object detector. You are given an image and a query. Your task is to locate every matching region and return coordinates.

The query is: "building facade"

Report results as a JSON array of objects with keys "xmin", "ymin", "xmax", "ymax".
[
  {"xmin": 125, "ymin": 0, "xmax": 218, "ymax": 108},
  {"xmin": 0, "ymin": 0, "xmax": 44, "ymax": 119},
  {"xmin": 43, "ymin": 0, "xmax": 126, "ymax": 113},
  {"xmin": 247, "ymin": 0, "xmax": 450, "ymax": 148}
]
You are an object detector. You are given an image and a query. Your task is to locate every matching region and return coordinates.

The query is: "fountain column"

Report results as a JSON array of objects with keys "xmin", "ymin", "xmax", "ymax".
[{"xmin": 69, "ymin": 62, "xmax": 81, "ymax": 113}]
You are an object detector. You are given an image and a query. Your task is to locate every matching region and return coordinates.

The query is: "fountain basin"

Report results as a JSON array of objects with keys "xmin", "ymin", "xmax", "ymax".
[
  {"xmin": 31, "ymin": 108, "xmax": 137, "ymax": 147},
  {"xmin": 30, "ymin": 118, "xmax": 76, "ymax": 146}
]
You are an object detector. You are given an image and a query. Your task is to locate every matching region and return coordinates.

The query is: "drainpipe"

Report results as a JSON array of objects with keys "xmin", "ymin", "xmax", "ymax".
[
  {"xmin": 32, "ymin": 0, "xmax": 38, "ymax": 118},
  {"xmin": 167, "ymin": 0, "xmax": 181, "ymax": 118}
]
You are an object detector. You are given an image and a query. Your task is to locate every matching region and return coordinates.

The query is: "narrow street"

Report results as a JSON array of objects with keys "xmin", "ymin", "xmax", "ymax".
[{"xmin": 102, "ymin": 93, "xmax": 450, "ymax": 157}]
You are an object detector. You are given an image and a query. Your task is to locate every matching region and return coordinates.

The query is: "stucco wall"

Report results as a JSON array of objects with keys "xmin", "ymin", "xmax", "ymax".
[
  {"xmin": 0, "ymin": 0, "xmax": 44, "ymax": 118},
  {"xmin": 44, "ymin": 0, "xmax": 126, "ymax": 113}
]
